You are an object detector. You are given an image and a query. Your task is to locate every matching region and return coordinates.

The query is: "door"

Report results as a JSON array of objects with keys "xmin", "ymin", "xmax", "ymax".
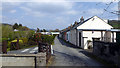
[{"xmin": 79, "ymin": 32, "xmax": 81, "ymax": 47}]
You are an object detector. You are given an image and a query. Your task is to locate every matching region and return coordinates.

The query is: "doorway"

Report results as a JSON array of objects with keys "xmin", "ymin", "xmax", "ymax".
[{"xmin": 79, "ymin": 32, "xmax": 81, "ymax": 47}]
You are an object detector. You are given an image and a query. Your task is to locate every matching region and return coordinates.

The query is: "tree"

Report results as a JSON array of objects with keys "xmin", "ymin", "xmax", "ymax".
[
  {"xmin": 54, "ymin": 29, "xmax": 59, "ymax": 32},
  {"xmin": 2, "ymin": 25, "xmax": 13, "ymax": 39},
  {"xmin": 43, "ymin": 29, "xmax": 46, "ymax": 32},
  {"xmin": 36, "ymin": 28, "xmax": 40, "ymax": 32},
  {"xmin": 19, "ymin": 24, "xmax": 22, "ymax": 27},
  {"xmin": 13, "ymin": 23, "xmax": 19, "ymax": 29},
  {"xmin": 40, "ymin": 30, "xmax": 43, "ymax": 32}
]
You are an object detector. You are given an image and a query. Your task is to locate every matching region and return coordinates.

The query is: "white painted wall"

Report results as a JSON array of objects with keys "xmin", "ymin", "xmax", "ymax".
[
  {"xmin": 82, "ymin": 31, "xmax": 103, "ymax": 49},
  {"xmin": 63, "ymin": 16, "xmax": 115, "ymax": 49},
  {"xmin": 77, "ymin": 16, "xmax": 113, "ymax": 30},
  {"xmin": 76, "ymin": 16, "xmax": 114, "ymax": 49},
  {"xmin": 69, "ymin": 29, "xmax": 77, "ymax": 45},
  {"xmin": 79, "ymin": 31, "xmax": 116, "ymax": 49},
  {"xmin": 110, "ymin": 32, "xmax": 116, "ymax": 42}
]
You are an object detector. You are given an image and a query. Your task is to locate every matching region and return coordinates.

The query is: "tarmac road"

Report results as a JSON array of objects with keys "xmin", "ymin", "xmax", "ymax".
[{"xmin": 50, "ymin": 36, "xmax": 103, "ymax": 66}]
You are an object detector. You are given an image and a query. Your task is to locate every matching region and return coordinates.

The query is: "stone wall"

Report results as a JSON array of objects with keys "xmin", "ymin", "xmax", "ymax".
[
  {"xmin": 93, "ymin": 41, "xmax": 120, "ymax": 66},
  {"xmin": 0, "ymin": 53, "xmax": 46, "ymax": 68}
]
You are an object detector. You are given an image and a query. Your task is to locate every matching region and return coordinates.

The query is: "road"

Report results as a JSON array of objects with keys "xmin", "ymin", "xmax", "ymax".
[
  {"xmin": 7, "ymin": 36, "xmax": 103, "ymax": 66},
  {"xmin": 50, "ymin": 36, "xmax": 103, "ymax": 66},
  {"xmin": 7, "ymin": 46, "xmax": 38, "ymax": 54}
]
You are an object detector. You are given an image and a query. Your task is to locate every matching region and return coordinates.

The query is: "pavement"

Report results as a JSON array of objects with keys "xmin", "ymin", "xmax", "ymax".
[{"xmin": 50, "ymin": 36, "xmax": 103, "ymax": 66}]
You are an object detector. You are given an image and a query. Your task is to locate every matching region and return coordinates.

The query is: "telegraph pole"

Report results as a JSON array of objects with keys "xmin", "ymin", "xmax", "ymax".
[{"xmin": 118, "ymin": 1, "xmax": 120, "ymax": 20}]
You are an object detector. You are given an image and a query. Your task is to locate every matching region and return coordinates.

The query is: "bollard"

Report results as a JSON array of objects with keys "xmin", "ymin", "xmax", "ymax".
[{"xmin": 2, "ymin": 41, "xmax": 7, "ymax": 54}]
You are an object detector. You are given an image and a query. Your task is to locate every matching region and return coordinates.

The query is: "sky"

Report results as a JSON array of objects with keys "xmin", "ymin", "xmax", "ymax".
[{"xmin": 1, "ymin": 0, "xmax": 119, "ymax": 30}]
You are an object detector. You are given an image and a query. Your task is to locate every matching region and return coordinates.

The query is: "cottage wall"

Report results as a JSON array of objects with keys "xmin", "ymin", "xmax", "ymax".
[
  {"xmin": 80, "ymin": 31, "xmax": 116, "ymax": 49},
  {"xmin": 69, "ymin": 29, "xmax": 77, "ymax": 45},
  {"xmin": 82, "ymin": 31, "xmax": 102, "ymax": 49},
  {"xmin": 67, "ymin": 31, "xmax": 70, "ymax": 41}
]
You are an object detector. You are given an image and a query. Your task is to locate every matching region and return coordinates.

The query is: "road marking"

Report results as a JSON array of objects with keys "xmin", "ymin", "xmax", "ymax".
[
  {"xmin": 33, "ymin": 47, "xmax": 38, "ymax": 50},
  {"xmin": 29, "ymin": 51, "xmax": 36, "ymax": 53},
  {"xmin": 21, "ymin": 49, "xmax": 29, "ymax": 52}
]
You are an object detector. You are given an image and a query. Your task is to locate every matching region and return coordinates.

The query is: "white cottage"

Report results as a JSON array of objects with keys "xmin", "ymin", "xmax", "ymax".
[{"xmin": 66, "ymin": 16, "xmax": 117, "ymax": 49}]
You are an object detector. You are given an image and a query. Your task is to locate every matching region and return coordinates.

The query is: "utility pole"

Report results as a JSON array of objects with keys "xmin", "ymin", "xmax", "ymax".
[{"xmin": 118, "ymin": 1, "xmax": 120, "ymax": 20}]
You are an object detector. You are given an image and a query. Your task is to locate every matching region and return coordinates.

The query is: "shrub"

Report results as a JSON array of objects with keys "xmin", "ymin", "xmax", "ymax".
[
  {"xmin": 33, "ymin": 33, "xmax": 42, "ymax": 42},
  {"xmin": 7, "ymin": 41, "xmax": 11, "ymax": 48},
  {"xmin": 2, "ymin": 25, "xmax": 13, "ymax": 39},
  {"xmin": 28, "ymin": 40, "xmax": 37, "ymax": 45},
  {"xmin": 41, "ymin": 35, "xmax": 55, "ymax": 45},
  {"xmin": 20, "ymin": 37, "xmax": 28, "ymax": 44},
  {"xmin": 11, "ymin": 39, "xmax": 23, "ymax": 43}
]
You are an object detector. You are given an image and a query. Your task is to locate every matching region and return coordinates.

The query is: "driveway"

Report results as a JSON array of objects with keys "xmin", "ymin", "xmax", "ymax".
[{"xmin": 50, "ymin": 36, "xmax": 103, "ymax": 66}]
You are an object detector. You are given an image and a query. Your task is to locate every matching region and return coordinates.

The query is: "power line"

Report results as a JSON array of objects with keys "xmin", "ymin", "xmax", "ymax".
[
  {"xmin": 101, "ymin": 14, "xmax": 117, "ymax": 18},
  {"xmin": 101, "ymin": 2, "xmax": 113, "ymax": 16},
  {"xmin": 104, "ymin": 9, "xmax": 120, "ymax": 15}
]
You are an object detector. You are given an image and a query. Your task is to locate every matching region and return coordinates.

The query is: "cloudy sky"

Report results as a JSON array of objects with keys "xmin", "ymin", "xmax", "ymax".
[{"xmin": 1, "ymin": 0, "xmax": 119, "ymax": 30}]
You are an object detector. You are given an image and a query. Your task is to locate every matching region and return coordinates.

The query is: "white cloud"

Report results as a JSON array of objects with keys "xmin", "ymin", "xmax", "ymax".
[
  {"xmin": 87, "ymin": 8, "xmax": 103, "ymax": 15},
  {"xmin": 65, "ymin": 10, "xmax": 78, "ymax": 15},
  {"xmin": 19, "ymin": 2, "xmax": 74, "ymax": 17},
  {"xmin": 0, "ymin": 5, "xmax": 2, "ymax": 11},
  {"xmin": 10, "ymin": 10, "xmax": 16, "ymax": 13},
  {"xmin": 20, "ymin": 7, "xmax": 31, "ymax": 12},
  {"xmin": 20, "ymin": 7, "xmax": 46, "ymax": 17},
  {"xmin": 111, "ymin": 4, "xmax": 118, "ymax": 11},
  {"xmin": 25, "ymin": 2, "xmax": 74, "ymax": 13},
  {"xmin": 2, "ymin": 0, "xmax": 119, "ymax": 2}
]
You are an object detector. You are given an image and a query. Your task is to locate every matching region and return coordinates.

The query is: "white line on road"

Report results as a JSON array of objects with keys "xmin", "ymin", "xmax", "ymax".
[
  {"xmin": 29, "ymin": 51, "xmax": 36, "ymax": 53},
  {"xmin": 21, "ymin": 49, "xmax": 29, "ymax": 53},
  {"xmin": 33, "ymin": 47, "xmax": 38, "ymax": 50}
]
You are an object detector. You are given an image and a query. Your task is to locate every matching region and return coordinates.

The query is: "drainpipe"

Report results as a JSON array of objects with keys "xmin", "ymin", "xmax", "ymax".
[
  {"xmin": 76, "ymin": 28, "xmax": 78, "ymax": 46},
  {"xmin": 101, "ymin": 31, "xmax": 103, "ymax": 41}
]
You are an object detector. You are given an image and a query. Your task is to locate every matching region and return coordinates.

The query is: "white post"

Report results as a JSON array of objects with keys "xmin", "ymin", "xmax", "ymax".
[
  {"xmin": 51, "ymin": 45, "xmax": 53, "ymax": 54},
  {"xmin": 112, "ymin": 32, "xmax": 114, "ymax": 42}
]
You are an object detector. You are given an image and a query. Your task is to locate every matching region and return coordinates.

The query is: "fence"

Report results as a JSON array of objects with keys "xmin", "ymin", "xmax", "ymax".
[
  {"xmin": 93, "ymin": 41, "xmax": 120, "ymax": 67},
  {"xmin": 38, "ymin": 42, "xmax": 51, "ymax": 63}
]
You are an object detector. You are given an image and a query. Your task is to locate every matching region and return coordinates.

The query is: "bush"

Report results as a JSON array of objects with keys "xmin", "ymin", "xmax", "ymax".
[
  {"xmin": 33, "ymin": 33, "xmax": 42, "ymax": 42},
  {"xmin": 7, "ymin": 41, "xmax": 11, "ymax": 48},
  {"xmin": 11, "ymin": 39, "xmax": 23, "ymax": 43},
  {"xmin": 2, "ymin": 25, "xmax": 13, "ymax": 39},
  {"xmin": 20, "ymin": 37, "xmax": 28, "ymax": 44},
  {"xmin": 28, "ymin": 40, "xmax": 37, "ymax": 45},
  {"xmin": 41, "ymin": 35, "xmax": 56, "ymax": 45}
]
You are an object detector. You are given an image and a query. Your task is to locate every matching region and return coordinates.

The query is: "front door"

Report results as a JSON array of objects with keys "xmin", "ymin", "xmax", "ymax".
[{"xmin": 79, "ymin": 32, "xmax": 81, "ymax": 47}]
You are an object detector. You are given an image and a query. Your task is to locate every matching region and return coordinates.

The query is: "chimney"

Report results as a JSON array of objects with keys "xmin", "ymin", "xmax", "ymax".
[
  {"xmin": 75, "ymin": 21, "xmax": 78, "ymax": 25},
  {"xmin": 71, "ymin": 24, "xmax": 72, "ymax": 27},
  {"xmin": 80, "ymin": 16, "xmax": 84, "ymax": 23}
]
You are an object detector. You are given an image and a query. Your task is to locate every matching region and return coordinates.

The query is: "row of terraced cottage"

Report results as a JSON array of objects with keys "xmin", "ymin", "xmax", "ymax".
[{"xmin": 59, "ymin": 16, "xmax": 120, "ymax": 49}]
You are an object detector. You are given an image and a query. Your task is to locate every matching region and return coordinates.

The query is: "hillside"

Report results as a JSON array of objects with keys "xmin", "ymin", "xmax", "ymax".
[{"xmin": 108, "ymin": 20, "xmax": 120, "ymax": 29}]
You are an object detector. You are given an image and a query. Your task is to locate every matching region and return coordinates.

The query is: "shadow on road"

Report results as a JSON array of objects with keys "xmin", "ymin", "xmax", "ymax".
[
  {"xmin": 57, "ymin": 36, "xmax": 81, "ymax": 49},
  {"xmin": 52, "ymin": 50, "xmax": 85, "ymax": 66},
  {"xmin": 79, "ymin": 50, "xmax": 92, "ymax": 57}
]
